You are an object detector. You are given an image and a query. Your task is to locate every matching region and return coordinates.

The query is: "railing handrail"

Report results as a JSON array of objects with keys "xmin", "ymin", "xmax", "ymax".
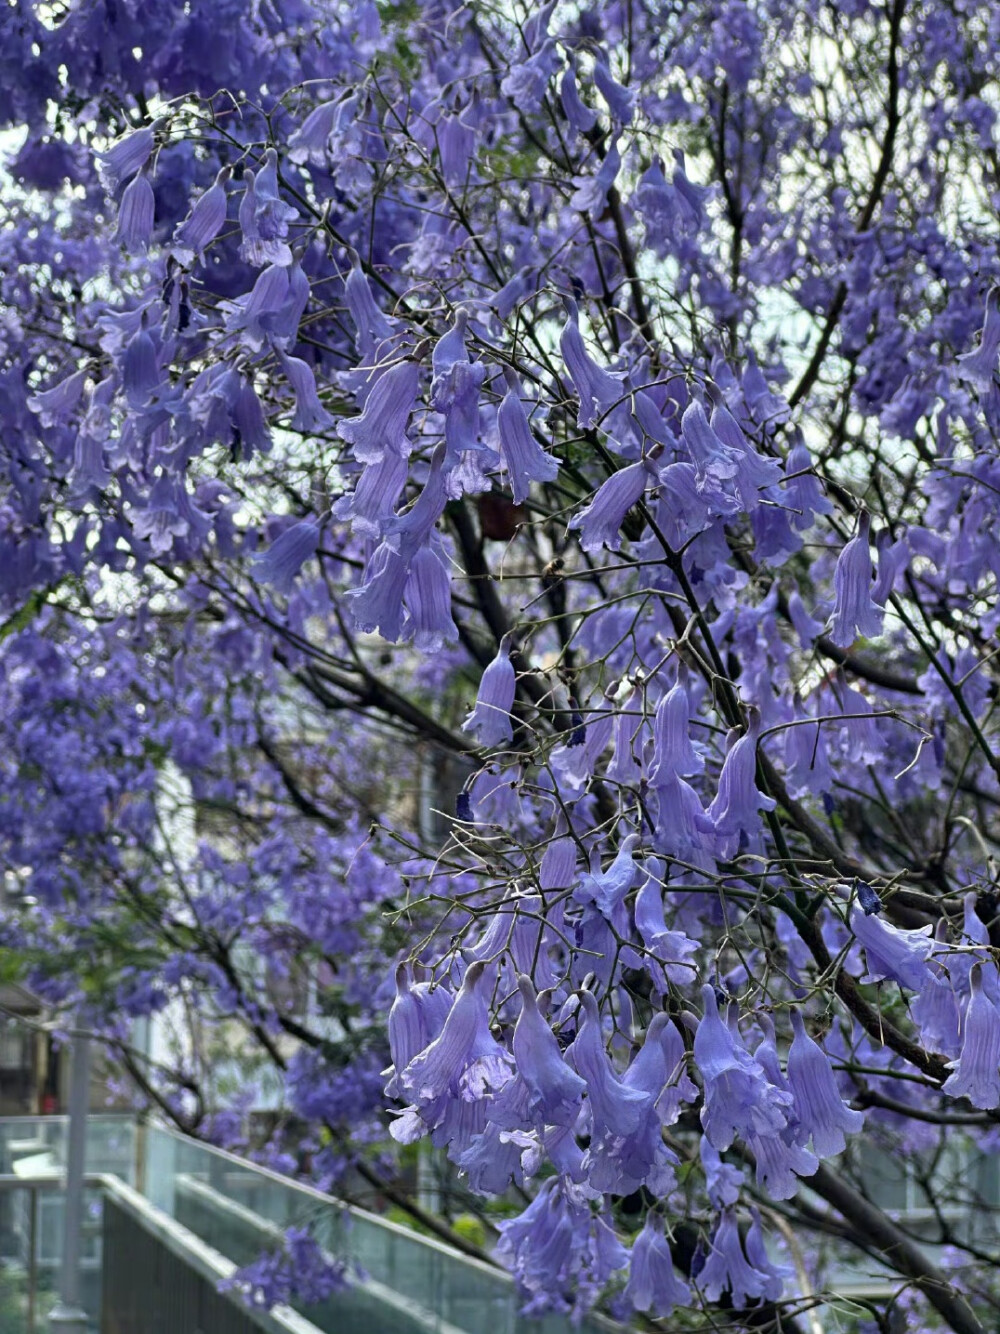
[
  {"xmin": 148, "ymin": 1122, "xmax": 510, "ymax": 1282},
  {"xmin": 102, "ymin": 1173, "xmax": 324, "ymax": 1334}
]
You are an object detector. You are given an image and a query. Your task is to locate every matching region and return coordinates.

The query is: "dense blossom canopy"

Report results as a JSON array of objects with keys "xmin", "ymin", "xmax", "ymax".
[{"xmin": 3, "ymin": 0, "xmax": 1000, "ymax": 1330}]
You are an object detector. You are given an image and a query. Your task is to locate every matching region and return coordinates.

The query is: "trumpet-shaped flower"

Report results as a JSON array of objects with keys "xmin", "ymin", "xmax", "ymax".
[
  {"xmin": 850, "ymin": 907, "xmax": 935, "ymax": 992},
  {"xmin": 707, "ymin": 709, "xmax": 776, "ymax": 852},
  {"xmin": 942, "ymin": 964, "xmax": 1000, "ymax": 1109},
  {"xmin": 114, "ymin": 172, "xmax": 155, "ymax": 252},
  {"xmin": 766, "ymin": 1009, "xmax": 857, "ymax": 1163},
  {"xmin": 697, "ymin": 1209, "xmax": 770, "ymax": 1307},
  {"xmin": 829, "ymin": 511, "xmax": 883, "ymax": 646},
  {"xmin": 569, "ymin": 990, "xmax": 650, "ymax": 1136},
  {"xmin": 496, "ymin": 371, "xmax": 559, "ymax": 502},
  {"xmin": 173, "ymin": 166, "xmax": 230, "ymax": 264},
  {"xmin": 253, "ymin": 520, "xmax": 320, "ymax": 595},
  {"xmin": 570, "ymin": 461, "xmax": 649, "ymax": 552},
  {"xmin": 957, "ymin": 289, "xmax": 1000, "ymax": 390},
  {"xmin": 463, "ymin": 637, "xmax": 516, "ymax": 746},
  {"xmin": 338, "ymin": 360, "xmax": 420, "ymax": 465},
  {"xmin": 694, "ymin": 986, "xmax": 791, "ymax": 1150},
  {"xmin": 624, "ymin": 1215, "xmax": 691, "ymax": 1318}
]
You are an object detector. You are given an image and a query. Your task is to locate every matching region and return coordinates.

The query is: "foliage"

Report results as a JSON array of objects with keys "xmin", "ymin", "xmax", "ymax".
[{"xmin": 0, "ymin": 0, "xmax": 999, "ymax": 1331}]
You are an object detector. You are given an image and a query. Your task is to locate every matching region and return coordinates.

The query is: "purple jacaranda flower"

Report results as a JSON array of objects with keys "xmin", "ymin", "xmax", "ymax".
[
  {"xmin": 173, "ymin": 166, "xmax": 230, "ymax": 264},
  {"xmin": 560, "ymin": 61, "xmax": 597, "ymax": 133},
  {"xmin": 492, "ymin": 975, "xmax": 586, "ymax": 1130},
  {"xmin": 253, "ymin": 147, "xmax": 297, "ymax": 244},
  {"xmin": 548, "ymin": 707, "xmax": 614, "ymax": 798},
  {"xmin": 872, "ymin": 526, "xmax": 908, "ymax": 604},
  {"xmin": 912, "ymin": 951, "xmax": 963, "ymax": 1060},
  {"xmin": 701, "ymin": 1138, "xmax": 742, "ymax": 1207},
  {"xmin": 96, "ymin": 120, "xmax": 160, "ymax": 192},
  {"xmin": 670, "ymin": 148, "xmax": 711, "ymax": 229},
  {"xmin": 560, "ymin": 300, "xmax": 622, "ymax": 429},
  {"xmin": 430, "ymin": 309, "xmax": 486, "ymax": 460},
  {"xmin": 787, "ymin": 1009, "xmax": 864, "ymax": 1157},
  {"xmin": 122, "ymin": 321, "xmax": 161, "ymax": 408},
  {"xmin": 744, "ymin": 1017, "xmax": 818, "ymax": 1196},
  {"xmin": 605, "ymin": 685, "xmax": 642, "ymax": 783},
  {"xmin": 437, "ymin": 107, "xmax": 477, "ymax": 187},
  {"xmin": 384, "ymin": 964, "xmax": 453, "ymax": 1099},
  {"xmin": 681, "ymin": 400, "xmax": 738, "ymax": 489},
  {"xmin": 942, "ymin": 964, "xmax": 1000, "ymax": 1109},
  {"xmin": 697, "ymin": 1209, "xmax": 769, "ymax": 1307},
  {"xmin": 652, "ymin": 771, "xmax": 714, "ymax": 866},
  {"xmin": 253, "ymin": 519, "xmax": 320, "ymax": 595},
  {"xmin": 694, "ymin": 986, "xmax": 791, "ymax": 1150},
  {"xmin": 114, "ymin": 171, "xmax": 155, "ymax": 252},
  {"xmin": 782, "ymin": 707, "xmax": 835, "ymax": 797},
  {"xmin": 575, "ymin": 832, "xmax": 640, "ymax": 917},
  {"xmin": 279, "ymin": 354, "xmax": 334, "ymax": 433},
  {"xmin": 344, "ymin": 250, "xmax": 394, "ymax": 355},
  {"xmin": 651, "ymin": 1012, "xmax": 698, "ymax": 1125},
  {"xmin": 707, "ymin": 708, "xmax": 776, "ymax": 852},
  {"xmin": 488, "ymin": 266, "xmax": 537, "ymax": 323},
  {"xmin": 586, "ymin": 1079, "xmax": 679, "ymax": 1204},
  {"xmin": 496, "ymin": 369, "xmax": 559, "ymax": 502},
  {"xmin": 744, "ymin": 1209, "xmax": 791, "ymax": 1301},
  {"xmin": 457, "ymin": 1122, "xmax": 533, "ymax": 1195},
  {"xmin": 463, "ymin": 636, "xmax": 516, "ymax": 746},
  {"xmin": 948, "ymin": 893, "xmax": 996, "ymax": 998},
  {"xmin": 829, "ymin": 511, "xmax": 884, "ymax": 646},
  {"xmin": 850, "ymin": 907, "xmax": 935, "ymax": 992},
  {"xmin": 633, "ymin": 865, "xmax": 697, "ymax": 985},
  {"xmin": 347, "ymin": 541, "xmax": 410, "ymax": 641},
  {"xmin": 635, "ymin": 156, "xmax": 678, "ymax": 242},
  {"xmin": 569, "ymin": 990, "xmax": 650, "ymax": 1135},
  {"xmin": 783, "ymin": 436, "xmax": 832, "ymax": 529},
  {"xmin": 264, "ymin": 261, "xmax": 310, "ymax": 347},
  {"xmin": 338, "ymin": 360, "xmax": 420, "ymax": 464},
  {"xmin": 752, "ymin": 1014, "xmax": 791, "ymax": 1096},
  {"xmin": 238, "ymin": 160, "xmax": 294, "ymax": 268},
  {"xmin": 742, "ymin": 349, "xmax": 790, "ymax": 426},
  {"xmin": 28, "ymin": 365, "xmax": 90, "ymax": 426},
  {"xmin": 403, "ymin": 544, "xmax": 457, "ymax": 651},
  {"xmin": 746, "ymin": 1121, "xmax": 818, "ymax": 1200},
  {"xmin": 654, "ymin": 458, "xmax": 731, "ymax": 539},
  {"xmin": 570, "ymin": 461, "xmax": 649, "ymax": 552},
  {"xmin": 232, "ymin": 377, "xmax": 272, "ymax": 458},
  {"xmin": 400, "ymin": 961, "xmax": 512, "ymax": 1106},
  {"xmin": 539, "ymin": 828, "xmax": 578, "ymax": 890},
  {"xmin": 385, "ymin": 450, "xmax": 448, "ymax": 557},
  {"xmin": 625, "ymin": 1215, "xmax": 691, "ymax": 1317},
  {"xmin": 593, "ymin": 58, "xmax": 634, "ymax": 123},
  {"xmin": 787, "ymin": 589, "xmax": 824, "ymax": 644},
  {"xmin": 499, "ymin": 38, "xmax": 560, "ymax": 112},
  {"xmin": 710, "ymin": 403, "xmax": 782, "ymax": 505},
  {"xmin": 496, "ymin": 1180, "xmax": 575, "ymax": 1296},
  {"xmin": 224, "ymin": 263, "xmax": 291, "ymax": 351},
  {"xmin": 583, "ymin": 1014, "xmax": 685, "ymax": 1195},
  {"xmin": 957, "ymin": 289, "xmax": 1000, "ymax": 391},
  {"xmin": 333, "ymin": 451, "xmax": 408, "ymax": 538},
  {"xmin": 649, "ymin": 679, "xmax": 704, "ymax": 784},
  {"xmin": 288, "ymin": 99, "xmax": 340, "ymax": 161},
  {"xmin": 833, "ymin": 679, "xmax": 881, "ymax": 765},
  {"xmin": 130, "ymin": 476, "xmax": 189, "ymax": 555}
]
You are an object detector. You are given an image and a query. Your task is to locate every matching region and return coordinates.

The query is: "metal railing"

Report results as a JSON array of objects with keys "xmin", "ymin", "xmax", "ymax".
[{"xmin": 0, "ymin": 1119, "xmax": 612, "ymax": 1334}]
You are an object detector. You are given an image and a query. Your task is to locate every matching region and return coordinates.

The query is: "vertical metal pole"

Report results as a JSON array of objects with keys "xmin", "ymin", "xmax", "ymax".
[
  {"xmin": 28, "ymin": 1186, "xmax": 38, "ymax": 1334},
  {"xmin": 48, "ymin": 1031, "xmax": 90, "ymax": 1334}
]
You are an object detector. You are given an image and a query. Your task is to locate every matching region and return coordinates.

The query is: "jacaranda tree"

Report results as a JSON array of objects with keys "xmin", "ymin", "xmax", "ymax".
[{"xmin": 3, "ymin": 0, "xmax": 1000, "ymax": 1328}]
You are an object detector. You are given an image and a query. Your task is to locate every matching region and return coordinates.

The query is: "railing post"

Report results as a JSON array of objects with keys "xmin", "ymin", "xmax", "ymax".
[{"xmin": 48, "ymin": 1030, "xmax": 90, "ymax": 1334}]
